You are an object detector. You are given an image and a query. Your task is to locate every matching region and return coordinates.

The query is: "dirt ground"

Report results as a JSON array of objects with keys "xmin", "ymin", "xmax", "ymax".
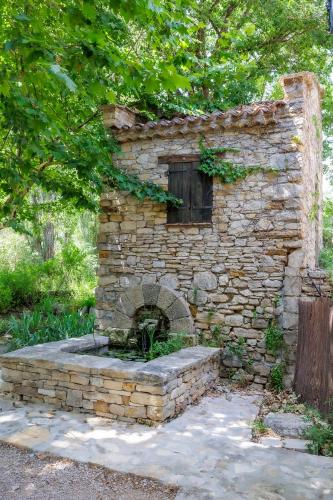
[{"xmin": 0, "ymin": 443, "xmax": 178, "ymax": 500}]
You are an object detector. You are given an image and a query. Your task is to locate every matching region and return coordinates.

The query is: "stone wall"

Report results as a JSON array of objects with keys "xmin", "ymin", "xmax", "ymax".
[
  {"xmin": 301, "ymin": 269, "xmax": 332, "ymax": 298},
  {"xmin": 0, "ymin": 336, "xmax": 220, "ymax": 424},
  {"xmin": 96, "ymin": 72, "xmax": 327, "ymax": 389}
]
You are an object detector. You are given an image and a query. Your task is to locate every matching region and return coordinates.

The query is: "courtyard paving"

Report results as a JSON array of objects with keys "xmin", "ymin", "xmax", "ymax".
[{"xmin": 0, "ymin": 392, "xmax": 332, "ymax": 499}]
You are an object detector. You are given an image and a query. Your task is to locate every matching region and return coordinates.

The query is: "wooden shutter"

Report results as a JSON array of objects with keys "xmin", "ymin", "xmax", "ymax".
[
  {"xmin": 167, "ymin": 161, "xmax": 212, "ymax": 224},
  {"xmin": 190, "ymin": 161, "xmax": 213, "ymax": 223},
  {"xmin": 167, "ymin": 162, "xmax": 191, "ymax": 223}
]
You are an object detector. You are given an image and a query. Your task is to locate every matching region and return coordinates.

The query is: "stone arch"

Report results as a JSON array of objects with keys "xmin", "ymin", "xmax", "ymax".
[{"xmin": 112, "ymin": 284, "xmax": 194, "ymax": 335}]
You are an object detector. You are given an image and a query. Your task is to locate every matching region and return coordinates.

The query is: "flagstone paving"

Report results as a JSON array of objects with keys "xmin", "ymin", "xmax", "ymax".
[{"xmin": 0, "ymin": 393, "xmax": 332, "ymax": 499}]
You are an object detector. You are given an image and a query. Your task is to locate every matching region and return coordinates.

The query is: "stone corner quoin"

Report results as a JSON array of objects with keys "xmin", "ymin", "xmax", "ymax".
[{"xmin": 96, "ymin": 71, "xmax": 331, "ymax": 390}]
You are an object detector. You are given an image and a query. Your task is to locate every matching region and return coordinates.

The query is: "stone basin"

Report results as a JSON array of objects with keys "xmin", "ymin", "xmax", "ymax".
[{"xmin": 0, "ymin": 335, "xmax": 221, "ymax": 424}]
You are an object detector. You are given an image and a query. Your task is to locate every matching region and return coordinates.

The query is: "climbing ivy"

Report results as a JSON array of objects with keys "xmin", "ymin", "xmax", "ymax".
[
  {"xmin": 198, "ymin": 140, "xmax": 278, "ymax": 184},
  {"xmin": 108, "ymin": 164, "xmax": 182, "ymax": 207}
]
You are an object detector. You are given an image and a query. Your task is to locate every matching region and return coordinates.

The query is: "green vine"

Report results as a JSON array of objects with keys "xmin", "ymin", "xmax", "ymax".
[
  {"xmin": 198, "ymin": 140, "xmax": 278, "ymax": 183},
  {"xmin": 108, "ymin": 165, "xmax": 182, "ymax": 206}
]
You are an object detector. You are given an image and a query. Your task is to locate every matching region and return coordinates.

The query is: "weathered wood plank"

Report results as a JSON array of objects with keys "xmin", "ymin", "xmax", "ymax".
[
  {"xmin": 158, "ymin": 154, "xmax": 201, "ymax": 164},
  {"xmin": 294, "ymin": 297, "xmax": 333, "ymax": 415}
]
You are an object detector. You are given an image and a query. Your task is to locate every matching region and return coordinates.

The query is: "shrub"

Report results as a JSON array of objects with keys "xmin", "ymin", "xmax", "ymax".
[
  {"xmin": 304, "ymin": 415, "xmax": 333, "ymax": 457},
  {"xmin": 8, "ymin": 310, "xmax": 95, "ymax": 351},
  {"xmin": 42, "ymin": 242, "xmax": 97, "ymax": 306},
  {"xmin": 265, "ymin": 322, "xmax": 284, "ymax": 354},
  {"xmin": 77, "ymin": 294, "xmax": 96, "ymax": 310},
  {"xmin": 0, "ymin": 262, "xmax": 41, "ymax": 311},
  {"xmin": 146, "ymin": 334, "xmax": 184, "ymax": 361},
  {"xmin": 270, "ymin": 362, "xmax": 285, "ymax": 392},
  {"xmin": 0, "ymin": 286, "xmax": 12, "ymax": 312},
  {"xmin": 0, "ymin": 318, "xmax": 10, "ymax": 336},
  {"xmin": 0, "ymin": 242, "xmax": 97, "ymax": 313},
  {"xmin": 226, "ymin": 336, "xmax": 246, "ymax": 358}
]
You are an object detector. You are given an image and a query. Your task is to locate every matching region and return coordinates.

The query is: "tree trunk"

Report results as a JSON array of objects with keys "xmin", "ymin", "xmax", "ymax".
[{"xmin": 42, "ymin": 221, "xmax": 55, "ymax": 261}]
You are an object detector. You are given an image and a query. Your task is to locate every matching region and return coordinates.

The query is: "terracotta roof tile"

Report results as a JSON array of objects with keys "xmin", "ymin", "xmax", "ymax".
[{"xmin": 111, "ymin": 100, "xmax": 288, "ymax": 143}]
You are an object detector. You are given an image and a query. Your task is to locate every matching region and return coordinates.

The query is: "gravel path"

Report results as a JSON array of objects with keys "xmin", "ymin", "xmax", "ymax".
[{"xmin": 0, "ymin": 443, "xmax": 178, "ymax": 500}]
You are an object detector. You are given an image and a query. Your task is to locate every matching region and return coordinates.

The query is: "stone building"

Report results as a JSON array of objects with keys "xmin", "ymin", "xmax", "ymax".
[{"xmin": 96, "ymin": 72, "xmax": 330, "ymax": 388}]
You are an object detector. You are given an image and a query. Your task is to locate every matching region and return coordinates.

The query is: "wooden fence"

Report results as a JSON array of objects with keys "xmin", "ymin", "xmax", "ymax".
[{"xmin": 294, "ymin": 297, "xmax": 333, "ymax": 415}]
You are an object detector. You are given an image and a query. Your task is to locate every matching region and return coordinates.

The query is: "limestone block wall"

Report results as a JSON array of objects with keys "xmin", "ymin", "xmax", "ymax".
[
  {"xmin": 96, "ymin": 72, "xmax": 326, "ymax": 389},
  {"xmin": 0, "ymin": 337, "xmax": 220, "ymax": 424}
]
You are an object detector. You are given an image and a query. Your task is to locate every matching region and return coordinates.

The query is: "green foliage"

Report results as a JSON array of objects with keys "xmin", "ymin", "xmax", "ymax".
[
  {"xmin": 79, "ymin": 295, "xmax": 96, "ymax": 310},
  {"xmin": 323, "ymin": 199, "xmax": 333, "ymax": 247},
  {"xmin": 0, "ymin": 1, "xmax": 190, "ymax": 229},
  {"xmin": 222, "ymin": 336, "xmax": 247, "ymax": 359},
  {"xmin": 320, "ymin": 199, "xmax": 333, "ymax": 285},
  {"xmin": 228, "ymin": 336, "xmax": 246, "ymax": 358},
  {"xmin": 291, "ymin": 135, "xmax": 303, "ymax": 146},
  {"xmin": 0, "ymin": 261, "xmax": 40, "ymax": 310},
  {"xmin": 146, "ymin": 333, "xmax": 184, "ymax": 361},
  {"xmin": 270, "ymin": 362, "xmax": 285, "ymax": 392},
  {"xmin": 319, "ymin": 246, "xmax": 333, "ymax": 278},
  {"xmin": 199, "ymin": 143, "xmax": 247, "ymax": 184},
  {"xmin": 8, "ymin": 308, "xmax": 95, "ymax": 351},
  {"xmin": 192, "ymin": 287, "xmax": 198, "ymax": 304},
  {"xmin": 265, "ymin": 322, "xmax": 284, "ymax": 354},
  {"xmin": 308, "ymin": 191, "xmax": 320, "ymax": 222},
  {"xmin": 0, "ymin": 318, "xmax": 10, "ymax": 337},
  {"xmin": 206, "ymin": 308, "xmax": 215, "ymax": 322},
  {"xmin": 211, "ymin": 324, "xmax": 222, "ymax": 340},
  {"xmin": 252, "ymin": 418, "xmax": 268, "ymax": 436},
  {"xmin": 306, "ymin": 423, "xmax": 333, "ymax": 457},
  {"xmin": 304, "ymin": 411, "xmax": 333, "ymax": 457},
  {"xmin": 0, "ymin": 286, "xmax": 13, "ymax": 312},
  {"xmin": 200, "ymin": 324, "xmax": 223, "ymax": 348},
  {"xmin": 198, "ymin": 141, "xmax": 277, "ymax": 184},
  {"xmin": 1, "ymin": 1, "xmax": 333, "ymax": 227},
  {"xmin": 0, "ymin": 241, "xmax": 97, "ymax": 313},
  {"xmin": 273, "ymin": 294, "xmax": 281, "ymax": 307}
]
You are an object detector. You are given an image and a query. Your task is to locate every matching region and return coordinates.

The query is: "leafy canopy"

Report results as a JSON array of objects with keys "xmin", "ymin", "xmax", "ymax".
[
  {"xmin": 0, "ymin": 0, "xmax": 332, "ymax": 229},
  {"xmin": 0, "ymin": 0, "xmax": 190, "ymax": 229}
]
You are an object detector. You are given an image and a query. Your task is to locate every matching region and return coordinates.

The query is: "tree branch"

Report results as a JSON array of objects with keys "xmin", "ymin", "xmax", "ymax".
[
  {"xmin": 0, "ymin": 127, "xmax": 13, "ymax": 151},
  {"xmin": 70, "ymin": 111, "xmax": 99, "ymax": 132}
]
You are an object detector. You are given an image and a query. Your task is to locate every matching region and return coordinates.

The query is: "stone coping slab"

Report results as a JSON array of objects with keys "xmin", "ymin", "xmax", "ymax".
[
  {"xmin": 0, "ymin": 336, "xmax": 221, "ymax": 424},
  {"xmin": 0, "ymin": 335, "xmax": 220, "ymax": 384}
]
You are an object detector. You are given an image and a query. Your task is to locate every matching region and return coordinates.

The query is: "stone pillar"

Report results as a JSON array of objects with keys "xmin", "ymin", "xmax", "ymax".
[
  {"xmin": 101, "ymin": 104, "xmax": 138, "ymax": 129},
  {"xmin": 280, "ymin": 72, "xmax": 324, "ymax": 387},
  {"xmin": 280, "ymin": 72, "xmax": 323, "ymax": 269}
]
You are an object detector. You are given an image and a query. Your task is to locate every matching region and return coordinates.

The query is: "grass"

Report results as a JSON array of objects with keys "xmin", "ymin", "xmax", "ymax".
[
  {"xmin": 252, "ymin": 418, "xmax": 268, "ymax": 436},
  {"xmin": 7, "ymin": 307, "xmax": 95, "ymax": 351},
  {"xmin": 146, "ymin": 333, "xmax": 185, "ymax": 361}
]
